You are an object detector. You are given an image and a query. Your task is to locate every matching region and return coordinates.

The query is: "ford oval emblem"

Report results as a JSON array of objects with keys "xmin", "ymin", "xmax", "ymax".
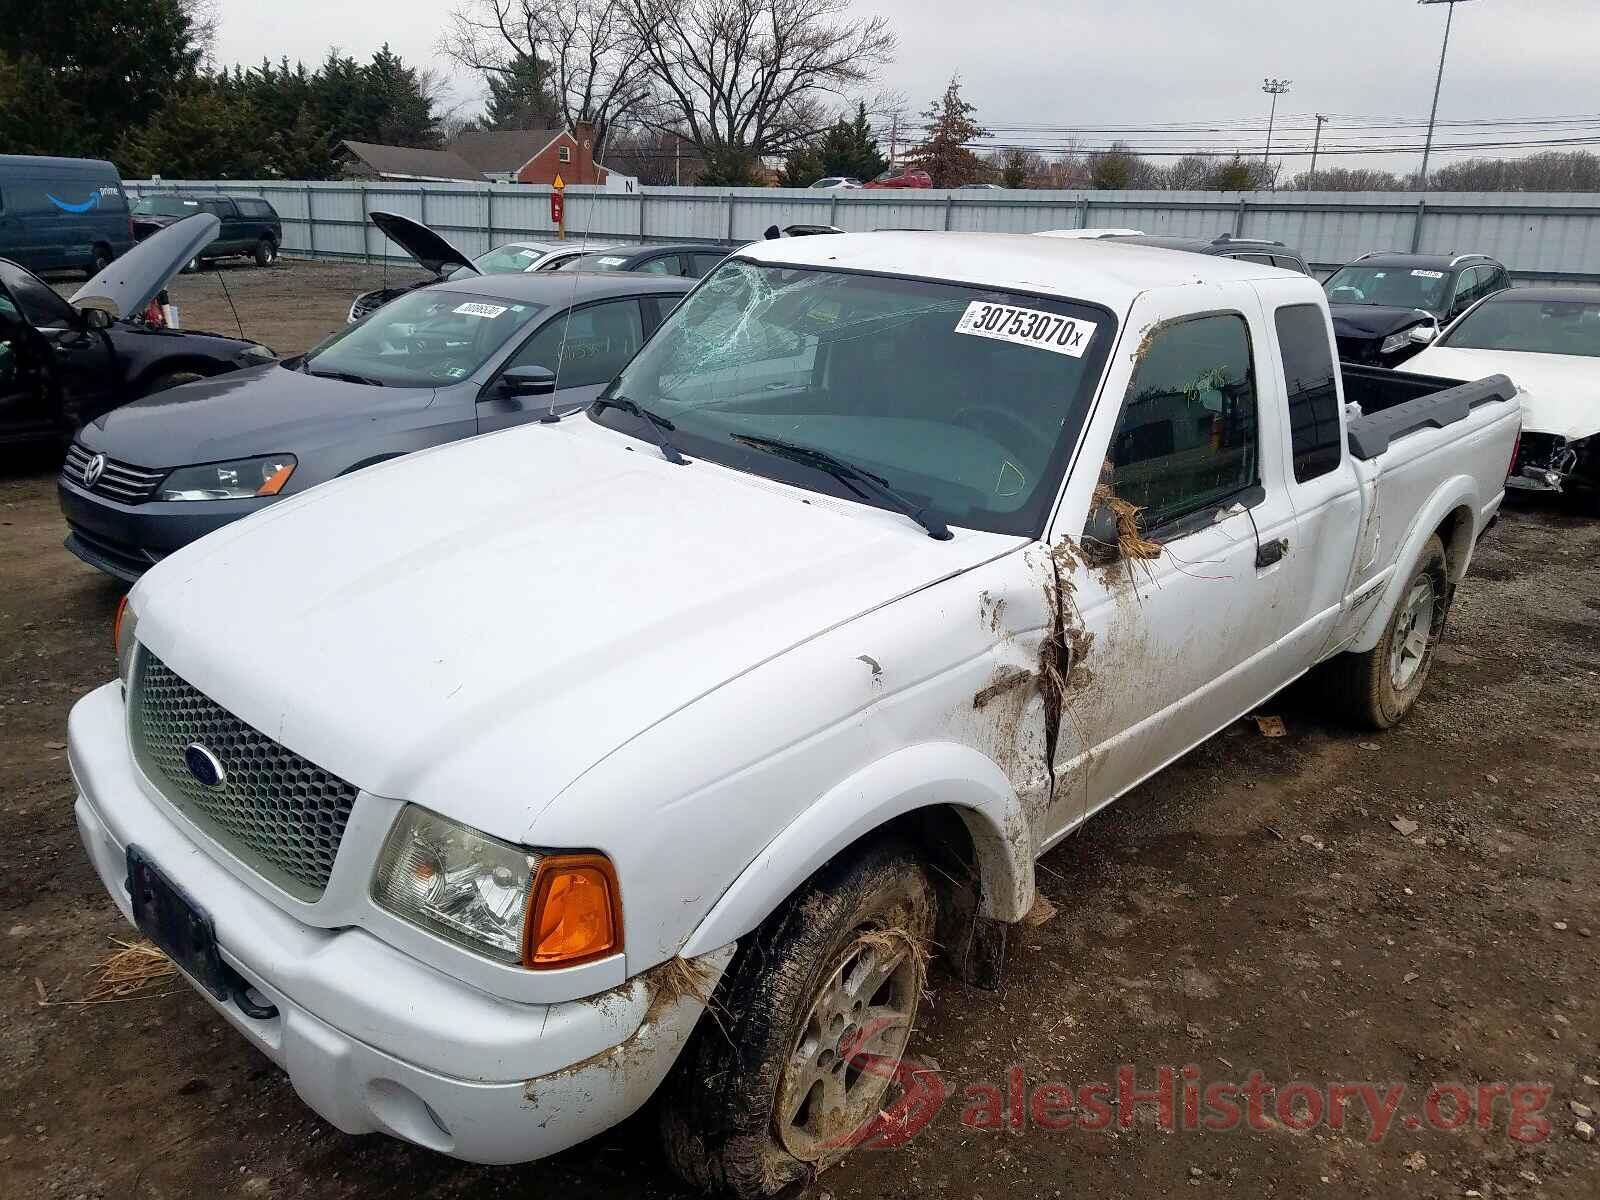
[
  {"xmin": 83, "ymin": 453, "xmax": 107, "ymax": 488},
  {"xmin": 183, "ymin": 743, "xmax": 226, "ymax": 788}
]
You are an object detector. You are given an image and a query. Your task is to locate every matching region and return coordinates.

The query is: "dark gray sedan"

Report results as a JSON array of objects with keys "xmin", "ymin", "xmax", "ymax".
[{"xmin": 59, "ymin": 270, "xmax": 693, "ymax": 581}]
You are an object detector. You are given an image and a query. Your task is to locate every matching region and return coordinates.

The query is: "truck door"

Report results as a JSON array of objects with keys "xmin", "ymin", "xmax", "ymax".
[
  {"xmin": 1042, "ymin": 284, "xmax": 1299, "ymax": 840},
  {"xmin": 1257, "ymin": 286, "xmax": 1364, "ymax": 663}
]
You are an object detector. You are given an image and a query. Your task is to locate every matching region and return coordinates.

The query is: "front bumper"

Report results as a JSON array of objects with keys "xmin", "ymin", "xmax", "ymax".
[
  {"xmin": 68, "ymin": 682, "xmax": 727, "ymax": 1164},
  {"xmin": 57, "ymin": 475, "xmax": 265, "ymax": 582}
]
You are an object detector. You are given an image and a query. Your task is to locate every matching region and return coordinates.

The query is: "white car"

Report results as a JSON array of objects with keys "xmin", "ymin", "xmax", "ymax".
[
  {"xmin": 71, "ymin": 233, "xmax": 1519, "ymax": 1195},
  {"xmin": 1036, "ymin": 227, "xmax": 1146, "ymax": 239},
  {"xmin": 1408, "ymin": 284, "xmax": 1599, "ymax": 500},
  {"xmin": 808, "ymin": 176, "xmax": 863, "ymax": 189}
]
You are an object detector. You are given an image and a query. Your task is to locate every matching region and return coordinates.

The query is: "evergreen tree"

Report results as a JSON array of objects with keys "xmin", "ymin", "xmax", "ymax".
[
  {"xmin": 816, "ymin": 103, "xmax": 887, "ymax": 181},
  {"xmin": 909, "ymin": 76, "xmax": 987, "ymax": 187},
  {"xmin": 482, "ymin": 55, "xmax": 559, "ymax": 129}
]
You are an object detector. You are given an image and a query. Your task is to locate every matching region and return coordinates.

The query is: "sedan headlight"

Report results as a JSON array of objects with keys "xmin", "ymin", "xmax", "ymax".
[
  {"xmin": 157, "ymin": 455, "xmax": 295, "ymax": 501},
  {"xmin": 372, "ymin": 806, "xmax": 622, "ymax": 968}
]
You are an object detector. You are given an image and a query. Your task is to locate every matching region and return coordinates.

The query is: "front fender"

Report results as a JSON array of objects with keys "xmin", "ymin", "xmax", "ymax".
[
  {"xmin": 1348, "ymin": 472, "xmax": 1481, "ymax": 654},
  {"xmin": 679, "ymin": 741, "xmax": 1033, "ymax": 960}
]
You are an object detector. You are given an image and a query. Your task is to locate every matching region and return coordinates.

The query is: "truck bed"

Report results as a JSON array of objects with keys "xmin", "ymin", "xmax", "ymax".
[{"xmin": 1342, "ymin": 364, "xmax": 1519, "ymax": 461}]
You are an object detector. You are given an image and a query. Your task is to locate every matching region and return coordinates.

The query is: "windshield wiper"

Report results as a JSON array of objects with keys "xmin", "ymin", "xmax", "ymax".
[
  {"xmin": 304, "ymin": 367, "xmax": 385, "ymax": 387},
  {"xmin": 731, "ymin": 434, "xmax": 952, "ymax": 541},
  {"xmin": 591, "ymin": 395, "xmax": 686, "ymax": 465}
]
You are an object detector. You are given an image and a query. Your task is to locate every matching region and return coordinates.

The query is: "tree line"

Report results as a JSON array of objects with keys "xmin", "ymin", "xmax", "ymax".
[{"xmin": 3, "ymin": 0, "xmax": 1596, "ymax": 192}]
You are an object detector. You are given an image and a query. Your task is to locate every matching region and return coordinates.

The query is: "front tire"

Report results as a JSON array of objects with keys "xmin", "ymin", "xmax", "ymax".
[
  {"xmin": 1326, "ymin": 535, "xmax": 1450, "ymax": 730},
  {"xmin": 141, "ymin": 370, "xmax": 205, "ymax": 396},
  {"xmin": 660, "ymin": 839, "xmax": 935, "ymax": 1198},
  {"xmin": 254, "ymin": 238, "xmax": 277, "ymax": 267}
]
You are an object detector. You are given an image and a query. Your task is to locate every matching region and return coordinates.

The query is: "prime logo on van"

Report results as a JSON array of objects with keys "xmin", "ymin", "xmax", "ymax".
[{"xmin": 47, "ymin": 187, "xmax": 117, "ymax": 214}]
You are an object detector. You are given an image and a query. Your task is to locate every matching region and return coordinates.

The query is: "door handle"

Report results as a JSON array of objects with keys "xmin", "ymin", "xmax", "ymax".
[{"xmin": 1256, "ymin": 537, "xmax": 1289, "ymax": 569}]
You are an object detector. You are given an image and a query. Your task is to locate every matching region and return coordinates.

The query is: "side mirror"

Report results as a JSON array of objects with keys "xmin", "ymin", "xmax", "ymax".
[
  {"xmin": 1082, "ymin": 502, "xmax": 1122, "ymax": 563},
  {"xmin": 495, "ymin": 365, "xmax": 557, "ymax": 397}
]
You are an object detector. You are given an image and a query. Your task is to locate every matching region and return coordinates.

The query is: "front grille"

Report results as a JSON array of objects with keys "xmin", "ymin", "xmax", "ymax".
[
  {"xmin": 63, "ymin": 444, "xmax": 166, "ymax": 504},
  {"xmin": 129, "ymin": 653, "xmax": 358, "ymax": 901}
]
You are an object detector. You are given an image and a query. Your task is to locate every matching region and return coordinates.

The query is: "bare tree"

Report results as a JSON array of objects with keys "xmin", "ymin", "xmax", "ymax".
[
  {"xmin": 440, "ymin": 0, "xmax": 652, "ymax": 142},
  {"xmin": 625, "ymin": 0, "xmax": 896, "ymax": 183}
]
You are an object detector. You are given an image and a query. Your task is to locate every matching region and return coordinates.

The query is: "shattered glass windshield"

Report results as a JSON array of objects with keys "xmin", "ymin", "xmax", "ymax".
[{"xmin": 592, "ymin": 259, "xmax": 1116, "ymax": 536}]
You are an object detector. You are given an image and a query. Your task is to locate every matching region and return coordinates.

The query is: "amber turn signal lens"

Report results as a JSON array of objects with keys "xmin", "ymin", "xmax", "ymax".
[
  {"xmin": 255, "ymin": 462, "xmax": 295, "ymax": 496},
  {"xmin": 113, "ymin": 594, "xmax": 129, "ymax": 655},
  {"xmin": 523, "ymin": 853, "xmax": 622, "ymax": 968}
]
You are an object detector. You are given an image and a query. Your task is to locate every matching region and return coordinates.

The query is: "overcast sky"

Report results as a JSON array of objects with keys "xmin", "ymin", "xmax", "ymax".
[{"xmin": 209, "ymin": 0, "xmax": 1600, "ymax": 171}]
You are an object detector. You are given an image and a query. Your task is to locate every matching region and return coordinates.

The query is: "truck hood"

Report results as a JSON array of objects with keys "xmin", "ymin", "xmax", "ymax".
[
  {"xmin": 370, "ymin": 210, "xmax": 479, "ymax": 277},
  {"xmin": 1329, "ymin": 303, "xmax": 1439, "ymax": 342},
  {"xmin": 133, "ymin": 420, "xmax": 1020, "ymax": 841},
  {"xmin": 71, "ymin": 213, "xmax": 219, "ymax": 319},
  {"xmin": 1406, "ymin": 344, "xmax": 1600, "ymax": 442},
  {"xmin": 77, "ymin": 363, "xmax": 436, "ymax": 466}
]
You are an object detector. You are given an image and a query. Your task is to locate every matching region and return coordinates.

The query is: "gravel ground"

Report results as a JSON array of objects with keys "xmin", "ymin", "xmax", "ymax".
[{"xmin": 2, "ymin": 263, "xmax": 1597, "ymax": 1197}]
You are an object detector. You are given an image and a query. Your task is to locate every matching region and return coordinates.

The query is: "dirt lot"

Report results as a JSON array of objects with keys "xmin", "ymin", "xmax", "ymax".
[{"xmin": 3, "ymin": 260, "xmax": 1598, "ymax": 1198}]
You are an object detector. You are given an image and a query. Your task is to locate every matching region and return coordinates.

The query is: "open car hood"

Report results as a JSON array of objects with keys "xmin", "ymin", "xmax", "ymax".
[
  {"xmin": 70, "ymin": 213, "xmax": 219, "ymax": 320},
  {"xmin": 369, "ymin": 211, "xmax": 479, "ymax": 277}
]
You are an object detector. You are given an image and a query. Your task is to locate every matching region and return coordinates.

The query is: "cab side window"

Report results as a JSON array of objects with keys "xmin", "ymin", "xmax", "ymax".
[
  {"xmin": 507, "ymin": 299, "xmax": 645, "ymax": 389},
  {"xmin": 1274, "ymin": 303, "xmax": 1341, "ymax": 482},
  {"xmin": 1103, "ymin": 313, "xmax": 1260, "ymax": 533}
]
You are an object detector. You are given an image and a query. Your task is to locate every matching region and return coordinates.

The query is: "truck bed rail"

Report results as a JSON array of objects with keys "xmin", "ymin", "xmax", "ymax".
[{"xmin": 1344, "ymin": 367, "xmax": 1518, "ymax": 461}]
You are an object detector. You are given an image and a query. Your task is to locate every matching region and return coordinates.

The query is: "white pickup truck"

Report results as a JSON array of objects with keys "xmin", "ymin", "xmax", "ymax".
[{"xmin": 69, "ymin": 234, "xmax": 1520, "ymax": 1196}]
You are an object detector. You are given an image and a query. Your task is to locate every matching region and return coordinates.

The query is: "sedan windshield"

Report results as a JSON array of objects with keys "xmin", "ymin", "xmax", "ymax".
[
  {"xmin": 1441, "ymin": 297, "xmax": 1600, "ymax": 358},
  {"xmin": 1325, "ymin": 265, "xmax": 1451, "ymax": 312},
  {"xmin": 303, "ymin": 289, "xmax": 546, "ymax": 387},
  {"xmin": 132, "ymin": 197, "xmax": 199, "ymax": 218},
  {"xmin": 473, "ymin": 244, "xmax": 555, "ymax": 274},
  {"xmin": 592, "ymin": 260, "xmax": 1115, "ymax": 537}
]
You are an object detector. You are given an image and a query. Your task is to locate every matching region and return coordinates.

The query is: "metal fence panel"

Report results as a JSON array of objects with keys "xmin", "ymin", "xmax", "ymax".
[{"xmin": 127, "ymin": 179, "xmax": 1600, "ymax": 284}]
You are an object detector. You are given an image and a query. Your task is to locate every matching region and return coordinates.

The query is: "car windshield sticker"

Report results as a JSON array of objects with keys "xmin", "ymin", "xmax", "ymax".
[
  {"xmin": 597, "ymin": 256, "xmax": 628, "ymax": 267},
  {"xmin": 1411, "ymin": 270, "xmax": 1445, "ymax": 279},
  {"xmin": 453, "ymin": 302, "xmax": 509, "ymax": 319},
  {"xmin": 954, "ymin": 302, "xmax": 1097, "ymax": 358},
  {"xmin": 518, "ymin": 249, "xmax": 540, "ymax": 258}
]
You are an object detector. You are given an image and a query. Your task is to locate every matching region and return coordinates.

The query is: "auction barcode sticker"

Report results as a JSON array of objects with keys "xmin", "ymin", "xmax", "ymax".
[
  {"xmin": 954, "ymin": 302, "xmax": 1096, "ymax": 357},
  {"xmin": 1411, "ymin": 269, "xmax": 1445, "ymax": 279},
  {"xmin": 454, "ymin": 302, "xmax": 508, "ymax": 318}
]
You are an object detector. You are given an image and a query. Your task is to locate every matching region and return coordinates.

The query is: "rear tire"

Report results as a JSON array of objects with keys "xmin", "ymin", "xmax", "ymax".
[
  {"xmin": 1325, "ymin": 535, "xmax": 1450, "ymax": 730},
  {"xmin": 254, "ymin": 238, "xmax": 277, "ymax": 267},
  {"xmin": 660, "ymin": 839, "xmax": 936, "ymax": 1198}
]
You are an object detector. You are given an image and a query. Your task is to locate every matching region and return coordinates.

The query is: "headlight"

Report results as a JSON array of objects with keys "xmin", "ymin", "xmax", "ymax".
[
  {"xmin": 113, "ymin": 596, "xmax": 138, "ymax": 688},
  {"xmin": 238, "ymin": 344, "xmax": 276, "ymax": 362},
  {"xmin": 1379, "ymin": 330, "xmax": 1415, "ymax": 357},
  {"xmin": 372, "ymin": 806, "xmax": 622, "ymax": 968},
  {"xmin": 157, "ymin": 454, "xmax": 295, "ymax": 501}
]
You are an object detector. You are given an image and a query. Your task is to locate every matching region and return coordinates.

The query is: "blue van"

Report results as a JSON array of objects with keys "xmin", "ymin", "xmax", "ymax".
[{"xmin": 0, "ymin": 155, "xmax": 134, "ymax": 276}]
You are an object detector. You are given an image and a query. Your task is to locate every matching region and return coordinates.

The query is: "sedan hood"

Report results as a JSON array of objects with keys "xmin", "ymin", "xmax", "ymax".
[
  {"xmin": 77, "ymin": 364, "xmax": 435, "ymax": 466},
  {"xmin": 1407, "ymin": 344, "xmax": 1600, "ymax": 442},
  {"xmin": 133, "ymin": 420, "xmax": 1020, "ymax": 841},
  {"xmin": 71, "ymin": 213, "xmax": 219, "ymax": 319},
  {"xmin": 370, "ymin": 210, "xmax": 478, "ymax": 277},
  {"xmin": 1329, "ymin": 303, "xmax": 1438, "ymax": 342}
]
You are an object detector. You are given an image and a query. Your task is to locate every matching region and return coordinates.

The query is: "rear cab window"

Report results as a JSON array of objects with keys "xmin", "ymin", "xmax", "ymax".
[{"xmin": 1273, "ymin": 304, "xmax": 1342, "ymax": 482}]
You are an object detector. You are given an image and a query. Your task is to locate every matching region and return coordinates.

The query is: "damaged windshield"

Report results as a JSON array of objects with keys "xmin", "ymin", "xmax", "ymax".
[{"xmin": 591, "ymin": 259, "xmax": 1115, "ymax": 536}]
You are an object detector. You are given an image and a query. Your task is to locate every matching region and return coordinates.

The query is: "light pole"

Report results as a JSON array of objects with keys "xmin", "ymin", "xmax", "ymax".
[
  {"xmin": 1262, "ymin": 79, "xmax": 1291, "ymax": 187},
  {"xmin": 1417, "ymin": 0, "xmax": 1479, "ymax": 190}
]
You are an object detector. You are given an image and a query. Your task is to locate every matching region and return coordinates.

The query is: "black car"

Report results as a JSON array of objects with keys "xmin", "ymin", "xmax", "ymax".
[
  {"xmin": 131, "ymin": 193, "xmax": 283, "ymax": 269},
  {"xmin": 1107, "ymin": 233, "xmax": 1313, "ymax": 275},
  {"xmin": 1, "ymin": 214, "xmax": 275, "ymax": 448},
  {"xmin": 58, "ymin": 270, "xmax": 692, "ymax": 581},
  {"xmin": 1323, "ymin": 252, "xmax": 1511, "ymax": 367},
  {"xmin": 554, "ymin": 243, "xmax": 731, "ymax": 279}
]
